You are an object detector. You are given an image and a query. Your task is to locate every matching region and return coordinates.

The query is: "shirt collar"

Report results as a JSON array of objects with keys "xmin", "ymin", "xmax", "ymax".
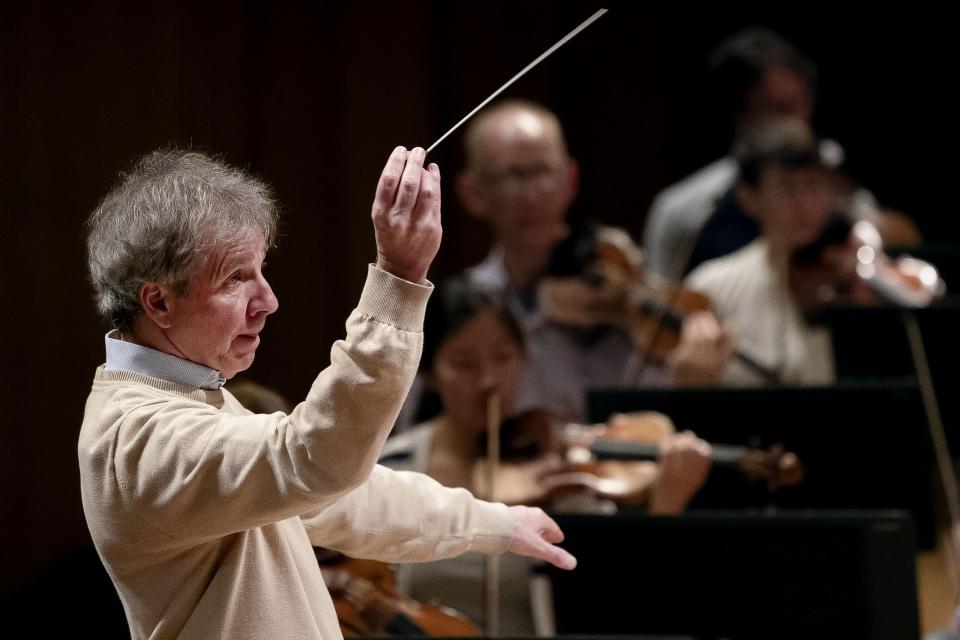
[
  {"xmin": 468, "ymin": 246, "xmax": 509, "ymax": 288},
  {"xmin": 468, "ymin": 246, "xmax": 546, "ymax": 331},
  {"xmin": 104, "ymin": 330, "xmax": 226, "ymax": 390}
]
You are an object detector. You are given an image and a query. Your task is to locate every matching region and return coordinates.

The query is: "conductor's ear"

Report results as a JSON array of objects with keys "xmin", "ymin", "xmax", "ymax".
[{"xmin": 139, "ymin": 282, "xmax": 175, "ymax": 330}]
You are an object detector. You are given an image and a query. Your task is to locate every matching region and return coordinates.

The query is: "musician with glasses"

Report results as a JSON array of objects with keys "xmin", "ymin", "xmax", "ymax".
[{"xmin": 418, "ymin": 99, "xmax": 731, "ymax": 425}]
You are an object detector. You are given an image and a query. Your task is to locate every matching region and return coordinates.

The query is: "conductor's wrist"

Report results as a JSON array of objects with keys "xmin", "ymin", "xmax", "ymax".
[{"xmin": 375, "ymin": 256, "xmax": 428, "ymax": 285}]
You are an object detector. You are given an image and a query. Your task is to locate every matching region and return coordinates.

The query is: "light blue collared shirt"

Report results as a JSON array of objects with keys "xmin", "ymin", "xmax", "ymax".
[{"xmin": 104, "ymin": 330, "xmax": 226, "ymax": 390}]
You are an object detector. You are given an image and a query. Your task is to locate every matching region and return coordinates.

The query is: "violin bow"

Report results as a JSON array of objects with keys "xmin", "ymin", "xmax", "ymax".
[
  {"xmin": 622, "ymin": 180, "xmax": 713, "ymax": 385},
  {"xmin": 484, "ymin": 391, "xmax": 501, "ymax": 636},
  {"xmin": 902, "ymin": 309, "xmax": 960, "ymax": 596}
]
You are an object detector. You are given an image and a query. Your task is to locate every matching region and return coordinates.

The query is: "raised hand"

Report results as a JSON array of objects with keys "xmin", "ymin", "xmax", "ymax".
[{"xmin": 371, "ymin": 146, "xmax": 443, "ymax": 283}]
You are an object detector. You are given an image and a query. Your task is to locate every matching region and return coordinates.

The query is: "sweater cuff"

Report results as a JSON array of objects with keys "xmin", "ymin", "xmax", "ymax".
[
  {"xmin": 468, "ymin": 501, "xmax": 515, "ymax": 555},
  {"xmin": 357, "ymin": 264, "xmax": 433, "ymax": 332}
]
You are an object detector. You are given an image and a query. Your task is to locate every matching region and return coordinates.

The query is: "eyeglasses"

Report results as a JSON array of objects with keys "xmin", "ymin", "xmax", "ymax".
[{"xmin": 478, "ymin": 161, "xmax": 568, "ymax": 196}]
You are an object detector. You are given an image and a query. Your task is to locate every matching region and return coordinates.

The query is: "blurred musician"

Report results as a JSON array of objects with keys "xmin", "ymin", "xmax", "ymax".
[
  {"xmin": 397, "ymin": 99, "xmax": 729, "ymax": 428},
  {"xmin": 381, "ymin": 275, "xmax": 712, "ymax": 634},
  {"xmin": 643, "ymin": 27, "xmax": 918, "ymax": 281},
  {"xmin": 684, "ymin": 117, "xmax": 846, "ymax": 386}
]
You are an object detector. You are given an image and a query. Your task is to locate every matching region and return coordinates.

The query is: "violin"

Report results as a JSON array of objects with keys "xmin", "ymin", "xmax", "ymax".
[
  {"xmin": 582, "ymin": 413, "xmax": 804, "ymax": 491},
  {"xmin": 538, "ymin": 223, "xmax": 779, "ymax": 381},
  {"xmin": 789, "ymin": 213, "xmax": 946, "ymax": 320},
  {"xmin": 539, "ymin": 224, "xmax": 698, "ymax": 359},
  {"xmin": 472, "ymin": 408, "xmax": 803, "ymax": 507},
  {"xmin": 316, "ymin": 551, "xmax": 477, "ymax": 638}
]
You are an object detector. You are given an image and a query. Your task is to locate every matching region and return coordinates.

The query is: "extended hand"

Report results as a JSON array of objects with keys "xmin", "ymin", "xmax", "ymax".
[
  {"xmin": 372, "ymin": 146, "xmax": 443, "ymax": 283},
  {"xmin": 507, "ymin": 505, "xmax": 577, "ymax": 570}
]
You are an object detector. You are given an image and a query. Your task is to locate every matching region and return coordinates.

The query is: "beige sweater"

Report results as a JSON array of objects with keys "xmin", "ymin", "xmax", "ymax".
[{"xmin": 78, "ymin": 266, "xmax": 515, "ymax": 639}]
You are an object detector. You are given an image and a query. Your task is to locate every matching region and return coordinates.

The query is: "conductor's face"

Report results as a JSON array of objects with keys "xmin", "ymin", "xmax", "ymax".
[{"xmin": 162, "ymin": 235, "xmax": 279, "ymax": 379}]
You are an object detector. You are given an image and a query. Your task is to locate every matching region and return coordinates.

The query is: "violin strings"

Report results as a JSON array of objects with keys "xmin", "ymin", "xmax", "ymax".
[{"xmin": 426, "ymin": 8, "xmax": 609, "ymax": 153}]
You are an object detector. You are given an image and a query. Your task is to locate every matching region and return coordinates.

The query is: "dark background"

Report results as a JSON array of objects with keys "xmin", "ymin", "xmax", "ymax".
[{"xmin": 0, "ymin": 0, "xmax": 954, "ymax": 609}]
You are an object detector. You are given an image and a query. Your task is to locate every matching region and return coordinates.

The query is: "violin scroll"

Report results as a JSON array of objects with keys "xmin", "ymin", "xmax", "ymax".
[{"xmin": 739, "ymin": 443, "xmax": 805, "ymax": 491}]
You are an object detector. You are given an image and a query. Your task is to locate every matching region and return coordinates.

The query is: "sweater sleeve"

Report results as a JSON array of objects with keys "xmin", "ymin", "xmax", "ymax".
[
  {"xmin": 105, "ymin": 266, "xmax": 431, "ymax": 541},
  {"xmin": 300, "ymin": 464, "xmax": 515, "ymax": 561}
]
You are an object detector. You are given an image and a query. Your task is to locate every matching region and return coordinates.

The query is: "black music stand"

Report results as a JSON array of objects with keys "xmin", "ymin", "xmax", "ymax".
[{"xmin": 543, "ymin": 511, "xmax": 919, "ymax": 640}]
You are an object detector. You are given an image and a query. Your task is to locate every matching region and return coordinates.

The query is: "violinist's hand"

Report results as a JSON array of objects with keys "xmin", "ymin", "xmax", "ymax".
[
  {"xmin": 649, "ymin": 431, "xmax": 712, "ymax": 515},
  {"xmin": 507, "ymin": 505, "xmax": 577, "ymax": 570},
  {"xmin": 372, "ymin": 146, "xmax": 442, "ymax": 284},
  {"xmin": 667, "ymin": 310, "xmax": 734, "ymax": 387}
]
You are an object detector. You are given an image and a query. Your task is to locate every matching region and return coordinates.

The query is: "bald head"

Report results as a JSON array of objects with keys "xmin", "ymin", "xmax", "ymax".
[
  {"xmin": 463, "ymin": 99, "xmax": 570, "ymax": 174},
  {"xmin": 456, "ymin": 100, "xmax": 579, "ymax": 277}
]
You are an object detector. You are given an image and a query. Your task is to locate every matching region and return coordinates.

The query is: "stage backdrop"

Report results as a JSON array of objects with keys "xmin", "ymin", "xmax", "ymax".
[{"xmin": 0, "ymin": 1, "xmax": 953, "ymax": 591}]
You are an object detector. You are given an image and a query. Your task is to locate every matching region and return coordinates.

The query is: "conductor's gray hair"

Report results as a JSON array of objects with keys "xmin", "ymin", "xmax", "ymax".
[{"xmin": 86, "ymin": 149, "xmax": 279, "ymax": 331}]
